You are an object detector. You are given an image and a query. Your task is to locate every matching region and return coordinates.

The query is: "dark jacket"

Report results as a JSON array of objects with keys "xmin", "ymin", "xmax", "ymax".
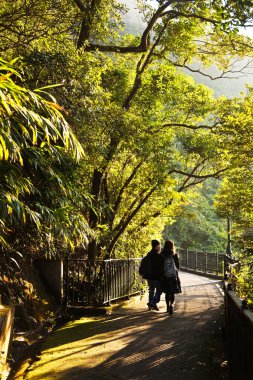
[
  {"xmin": 147, "ymin": 249, "xmax": 164, "ymax": 280},
  {"xmin": 161, "ymin": 253, "xmax": 181, "ymax": 294}
]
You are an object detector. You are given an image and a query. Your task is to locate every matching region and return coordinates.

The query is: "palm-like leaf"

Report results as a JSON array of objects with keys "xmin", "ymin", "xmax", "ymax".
[
  {"xmin": 0, "ymin": 58, "xmax": 87, "ymax": 249},
  {"xmin": 0, "ymin": 58, "xmax": 83, "ymax": 163}
]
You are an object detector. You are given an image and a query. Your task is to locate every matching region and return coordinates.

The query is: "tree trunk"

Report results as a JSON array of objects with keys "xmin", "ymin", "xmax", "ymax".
[
  {"xmin": 89, "ymin": 168, "xmax": 103, "ymax": 228},
  {"xmin": 87, "ymin": 239, "xmax": 98, "ymax": 260}
]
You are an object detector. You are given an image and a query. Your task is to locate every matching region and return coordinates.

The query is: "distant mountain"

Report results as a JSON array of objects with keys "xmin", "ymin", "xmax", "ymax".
[{"xmin": 122, "ymin": 0, "xmax": 253, "ymax": 98}]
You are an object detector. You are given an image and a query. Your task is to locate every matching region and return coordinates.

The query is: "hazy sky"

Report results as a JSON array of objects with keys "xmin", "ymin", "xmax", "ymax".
[{"xmin": 240, "ymin": 27, "xmax": 253, "ymax": 39}]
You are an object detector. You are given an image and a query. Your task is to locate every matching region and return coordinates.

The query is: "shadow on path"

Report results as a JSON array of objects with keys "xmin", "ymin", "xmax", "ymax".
[{"xmin": 23, "ymin": 272, "xmax": 228, "ymax": 380}]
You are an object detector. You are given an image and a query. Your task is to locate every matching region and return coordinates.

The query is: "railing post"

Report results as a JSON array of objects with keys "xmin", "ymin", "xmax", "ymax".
[
  {"xmin": 223, "ymin": 253, "xmax": 227, "ymax": 279},
  {"xmin": 128, "ymin": 259, "xmax": 131, "ymax": 298},
  {"xmin": 226, "ymin": 216, "xmax": 232, "ymax": 257},
  {"xmin": 195, "ymin": 250, "xmax": 197, "ymax": 270},
  {"xmin": 88, "ymin": 261, "xmax": 92, "ymax": 305},
  {"xmin": 77, "ymin": 262, "xmax": 80, "ymax": 303},
  {"xmin": 108, "ymin": 260, "xmax": 112, "ymax": 305},
  {"xmin": 63, "ymin": 255, "xmax": 69, "ymax": 308},
  {"xmin": 215, "ymin": 252, "xmax": 219, "ymax": 274},
  {"xmin": 242, "ymin": 298, "xmax": 248, "ymax": 379},
  {"xmin": 102, "ymin": 260, "xmax": 106, "ymax": 304},
  {"xmin": 186, "ymin": 249, "xmax": 189, "ymax": 268},
  {"xmin": 205, "ymin": 251, "xmax": 207, "ymax": 273}
]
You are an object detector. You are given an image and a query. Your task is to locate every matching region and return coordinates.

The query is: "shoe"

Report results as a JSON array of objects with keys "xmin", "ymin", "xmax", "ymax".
[
  {"xmin": 168, "ymin": 305, "xmax": 173, "ymax": 315},
  {"xmin": 147, "ymin": 302, "xmax": 159, "ymax": 311}
]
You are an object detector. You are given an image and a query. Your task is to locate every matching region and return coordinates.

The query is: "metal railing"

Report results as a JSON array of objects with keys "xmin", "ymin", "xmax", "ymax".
[
  {"xmin": 174, "ymin": 249, "xmax": 253, "ymax": 379},
  {"xmin": 64, "ymin": 258, "xmax": 143, "ymax": 306},
  {"xmin": 63, "ymin": 251, "xmax": 253, "ymax": 380},
  {"xmin": 223, "ymin": 254, "xmax": 253, "ymax": 380},
  {"xmin": 225, "ymin": 286, "xmax": 253, "ymax": 380},
  {"xmin": 177, "ymin": 248, "xmax": 224, "ymax": 276},
  {"xmin": 64, "ymin": 251, "xmax": 225, "ymax": 306}
]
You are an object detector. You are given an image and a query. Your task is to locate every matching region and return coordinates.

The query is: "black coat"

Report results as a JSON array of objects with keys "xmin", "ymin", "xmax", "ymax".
[
  {"xmin": 161, "ymin": 254, "xmax": 181, "ymax": 294},
  {"xmin": 146, "ymin": 249, "xmax": 164, "ymax": 280}
]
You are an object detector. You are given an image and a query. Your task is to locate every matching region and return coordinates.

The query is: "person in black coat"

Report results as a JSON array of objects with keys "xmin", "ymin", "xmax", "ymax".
[
  {"xmin": 161, "ymin": 240, "xmax": 181, "ymax": 315},
  {"xmin": 139, "ymin": 239, "xmax": 164, "ymax": 311}
]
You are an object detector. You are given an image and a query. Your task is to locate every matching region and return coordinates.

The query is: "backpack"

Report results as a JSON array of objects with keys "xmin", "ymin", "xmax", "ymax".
[
  {"xmin": 139, "ymin": 255, "xmax": 152, "ymax": 279},
  {"xmin": 164, "ymin": 256, "xmax": 177, "ymax": 278}
]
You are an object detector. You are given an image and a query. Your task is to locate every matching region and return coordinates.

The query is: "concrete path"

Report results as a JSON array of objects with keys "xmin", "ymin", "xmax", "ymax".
[{"xmin": 18, "ymin": 272, "xmax": 228, "ymax": 380}]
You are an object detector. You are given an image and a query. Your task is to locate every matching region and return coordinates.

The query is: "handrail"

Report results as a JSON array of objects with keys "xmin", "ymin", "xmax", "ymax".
[
  {"xmin": 0, "ymin": 305, "xmax": 15, "ymax": 380},
  {"xmin": 65, "ymin": 258, "xmax": 143, "ymax": 307},
  {"xmin": 224, "ymin": 285, "xmax": 253, "ymax": 380},
  {"xmin": 176, "ymin": 248, "xmax": 224, "ymax": 276}
]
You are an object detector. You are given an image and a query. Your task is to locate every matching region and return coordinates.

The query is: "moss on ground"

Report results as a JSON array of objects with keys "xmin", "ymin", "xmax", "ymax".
[{"xmin": 23, "ymin": 317, "xmax": 103, "ymax": 380}]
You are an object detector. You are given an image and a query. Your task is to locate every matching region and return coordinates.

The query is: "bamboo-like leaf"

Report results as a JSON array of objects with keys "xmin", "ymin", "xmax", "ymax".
[
  {"xmin": 44, "ymin": 126, "xmax": 50, "ymax": 144},
  {"xmin": 0, "ymin": 57, "xmax": 86, "ymax": 255},
  {"xmin": 27, "ymin": 209, "xmax": 41, "ymax": 229},
  {"xmin": 47, "ymin": 101, "xmax": 64, "ymax": 111},
  {"xmin": 19, "ymin": 124, "xmax": 29, "ymax": 136},
  {"xmin": 15, "ymin": 251, "xmax": 24, "ymax": 258},
  {"xmin": 0, "ymin": 91, "xmax": 11, "ymax": 114},
  {"xmin": 0, "ymin": 73, "xmax": 12, "ymax": 83},
  {"xmin": 9, "ymin": 257, "xmax": 20, "ymax": 269},
  {"xmin": 0, "ymin": 234, "xmax": 10, "ymax": 249},
  {"xmin": 7, "ymin": 205, "xmax": 12, "ymax": 215}
]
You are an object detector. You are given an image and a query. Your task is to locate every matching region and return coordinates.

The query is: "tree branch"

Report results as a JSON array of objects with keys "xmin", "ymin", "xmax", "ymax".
[
  {"xmin": 123, "ymin": 19, "xmax": 170, "ymax": 109},
  {"xmin": 113, "ymin": 160, "xmax": 144, "ymax": 219},
  {"xmin": 82, "ymin": 1, "xmax": 198, "ymax": 53},
  {"xmin": 179, "ymin": 177, "xmax": 209, "ymax": 190},
  {"xmin": 75, "ymin": 0, "xmax": 103, "ymax": 49},
  {"xmin": 108, "ymin": 186, "xmax": 156, "ymax": 255},
  {"xmin": 160, "ymin": 122, "xmax": 216, "ymax": 131},
  {"xmin": 139, "ymin": 210, "xmax": 162, "ymax": 228},
  {"xmin": 172, "ymin": 167, "xmax": 227, "ymax": 180},
  {"xmin": 114, "ymin": 188, "xmax": 148, "ymax": 232},
  {"xmin": 175, "ymin": 59, "xmax": 253, "ymax": 79},
  {"xmin": 161, "ymin": 10, "xmax": 220, "ymax": 26},
  {"xmin": 72, "ymin": 0, "xmax": 85, "ymax": 12}
]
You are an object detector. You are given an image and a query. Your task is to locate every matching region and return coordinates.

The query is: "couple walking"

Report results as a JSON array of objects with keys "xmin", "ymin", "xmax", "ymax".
[{"xmin": 139, "ymin": 239, "xmax": 181, "ymax": 314}]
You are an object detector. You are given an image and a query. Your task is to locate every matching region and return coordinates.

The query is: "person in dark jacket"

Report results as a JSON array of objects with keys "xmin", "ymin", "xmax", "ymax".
[
  {"xmin": 161, "ymin": 240, "xmax": 181, "ymax": 315},
  {"xmin": 146, "ymin": 239, "xmax": 164, "ymax": 311}
]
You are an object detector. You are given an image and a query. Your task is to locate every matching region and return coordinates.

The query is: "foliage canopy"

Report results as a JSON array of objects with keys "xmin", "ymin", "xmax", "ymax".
[{"xmin": 1, "ymin": 0, "xmax": 253, "ymax": 263}]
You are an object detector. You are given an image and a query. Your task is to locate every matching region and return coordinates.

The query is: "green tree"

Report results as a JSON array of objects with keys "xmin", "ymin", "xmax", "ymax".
[
  {"xmin": 1, "ymin": 0, "xmax": 253, "ymax": 260},
  {"xmin": 212, "ymin": 89, "xmax": 253, "ymax": 304},
  {"xmin": 164, "ymin": 179, "xmax": 227, "ymax": 251},
  {"xmin": 214, "ymin": 89, "xmax": 253, "ymax": 250}
]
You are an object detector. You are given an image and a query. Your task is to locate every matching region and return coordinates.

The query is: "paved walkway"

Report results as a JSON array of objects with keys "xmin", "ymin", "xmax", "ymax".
[{"xmin": 16, "ymin": 272, "xmax": 228, "ymax": 380}]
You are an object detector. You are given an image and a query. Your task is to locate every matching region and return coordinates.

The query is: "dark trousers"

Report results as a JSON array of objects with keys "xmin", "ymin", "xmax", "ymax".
[
  {"xmin": 147, "ymin": 279, "xmax": 162, "ymax": 306},
  {"xmin": 165, "ymin": 292, "xmax": 175, "ymax": 307}
]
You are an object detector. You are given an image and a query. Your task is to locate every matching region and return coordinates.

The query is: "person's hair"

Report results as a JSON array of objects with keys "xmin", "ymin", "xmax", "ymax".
[
  {"xmin": 162, "ymin": 240, "xmax": 175, "ymax": 257},
  {"xmin": 151, "ymin": 239, "xmax": 160, "ymax": 248}
]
